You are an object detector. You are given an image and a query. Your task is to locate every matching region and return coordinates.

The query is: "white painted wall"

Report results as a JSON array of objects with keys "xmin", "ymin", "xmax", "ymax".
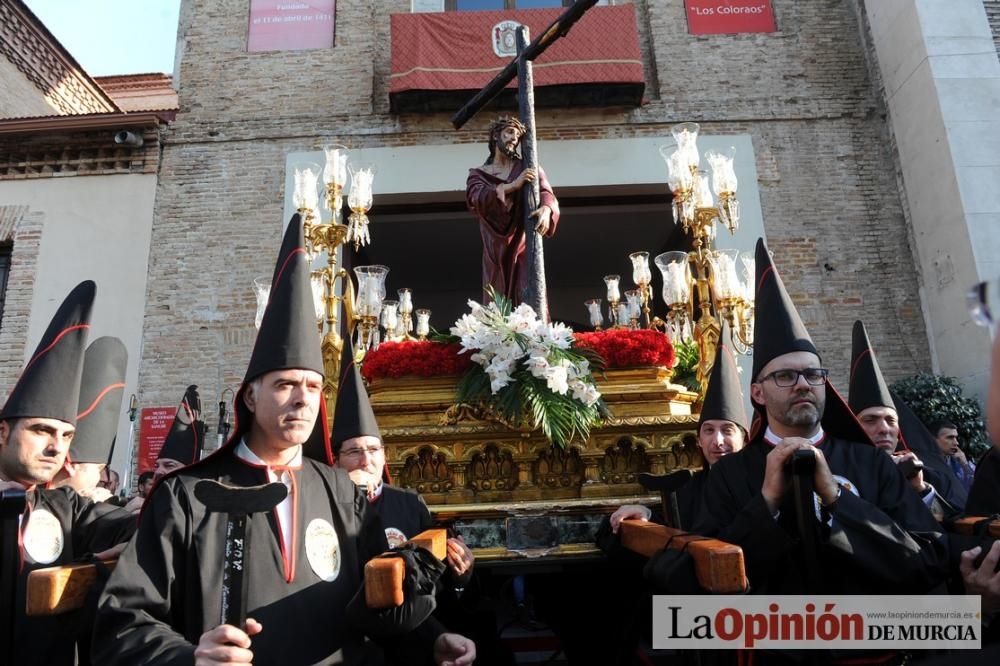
[
  {"xmin": 0, "ymin": 174, "xmax": 157, "ymax": 479},
  {"xmin": 865, "ymin": 0, "xmax": 1000, "ymax": 400}
]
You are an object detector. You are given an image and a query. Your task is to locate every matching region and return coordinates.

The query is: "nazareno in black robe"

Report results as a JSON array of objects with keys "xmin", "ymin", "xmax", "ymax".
[
  {"xmin": 93, "ymin": 451, "xmax": 441, "ymax": 665},
  {"xmin": 15, "ymin": 486, "xmax": 136, "ymax": 666},
  {"xmin": 695, "ymin": 434, "xmax": 949, "ymax": 595},
  {"xmin": 373, "ymin": 484, "xmax": 472, "ymax": 591}
]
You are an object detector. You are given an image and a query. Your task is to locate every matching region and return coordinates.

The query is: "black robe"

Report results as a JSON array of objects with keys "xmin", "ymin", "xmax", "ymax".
[
  {"xmin": 94, "ymin": 452, "xmax": 435, "ymax": 665},
  {"xmin": 14, "ymin": 486, "xmax": 136, "ymax": 666},
  {"xmin": 695, "ymin": 436, "xmax": 949, "ymax": 595},
  {"xmin": 966, "ymin": 448, "xmax": 1000, "ymax": 516},
  {"xmin": 673, "ymin": 468, "xmax": 709, "ymax": 530},
  {"xmin": 373, "ymin": 485, "xmax": 472, "ymax": 590}
]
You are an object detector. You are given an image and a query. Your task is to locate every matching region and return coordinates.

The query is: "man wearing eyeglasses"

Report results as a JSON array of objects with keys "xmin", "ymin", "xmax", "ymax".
[
  {"xmin": 696, "ymin": 240, "xmax": 947, "ymax": 610},
  {"xmin": 332, "ymin": 342, "xmax": 475, "ymax": 587}
]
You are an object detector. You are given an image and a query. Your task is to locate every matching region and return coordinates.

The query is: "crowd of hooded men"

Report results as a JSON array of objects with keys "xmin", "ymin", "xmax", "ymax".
[{"xmin": 2, "ymin": 217, "xmax": 1000, "ymax": 665}]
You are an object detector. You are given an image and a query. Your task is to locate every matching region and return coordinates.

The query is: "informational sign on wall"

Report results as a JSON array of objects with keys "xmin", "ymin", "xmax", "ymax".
[
  {"xmin": 685, "ymin": 0, "xmax": 776, "ymax": 35},
  {"xmin": 137, "ymin": 407, "xmax": 176, "ymax": 473},
  {"xmin": 247, "ymin": 0, "xmax": 336, "ymax": 52}
]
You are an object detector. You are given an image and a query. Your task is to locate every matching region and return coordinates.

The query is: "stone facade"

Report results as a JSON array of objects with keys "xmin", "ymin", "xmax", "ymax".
[{"xmin": 140, "ymin": 0, "xmax": 936, "ymax": 426}]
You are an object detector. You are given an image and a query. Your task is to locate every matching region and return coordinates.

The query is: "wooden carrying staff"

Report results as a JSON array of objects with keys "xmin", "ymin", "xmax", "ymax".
[
  {"xmin": 27, "ymin": 480, "xmax": 289, "ymax": 618},
  {"xmin": 618, "ymin": 520, "xmax": 747, "ymax": 594},
  {"xmin": 949, "ymin": 516, "xmax": 1000, "ymax": 538},
  {"xmin": 26, "ymin": 557, "xmax": 118, "ymax": 616},
  {"xmin": 364, "ymin": 528, "xmax": 448, "ymax": 608}
]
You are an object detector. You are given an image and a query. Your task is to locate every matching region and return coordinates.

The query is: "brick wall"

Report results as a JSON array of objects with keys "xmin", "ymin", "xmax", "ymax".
[
  {"xmin": 985, "ymin": 0, "xmax": 1000, "ymax": 53},
  {"xmin": 139, "ymin": 0, "xmax": 932, "ymax": 421},
  {"xmin": 0, "ymin": 206, "xmax": 43, "ymax": 396}
]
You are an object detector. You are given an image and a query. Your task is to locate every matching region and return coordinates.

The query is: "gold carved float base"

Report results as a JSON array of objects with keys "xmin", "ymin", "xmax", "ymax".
[{"xmin": 369, "ymin": 367, "xmax": 704, "ymax": 507}]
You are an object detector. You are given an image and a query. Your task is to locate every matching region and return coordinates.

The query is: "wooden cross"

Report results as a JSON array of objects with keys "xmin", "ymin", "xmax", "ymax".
[{"xmin": 452, "ymin": 0, "xmax": 600, "ymax": 320}]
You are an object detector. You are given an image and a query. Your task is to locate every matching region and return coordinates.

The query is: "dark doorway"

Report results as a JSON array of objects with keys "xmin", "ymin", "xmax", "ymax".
[{"xmin": 360, "ymin": 191, "xmax": 679, "ymax": 333}]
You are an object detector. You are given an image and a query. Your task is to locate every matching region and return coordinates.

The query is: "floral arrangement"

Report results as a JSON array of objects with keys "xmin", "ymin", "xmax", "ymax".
[
  {"xmin": 360, "ymin": 340, "xmax": 472, "ymax": 382},
  {"xmin": 363, "ymin": 329, "xmax": 675, "ymax": 382},
  {"xmin": 443, "ymin": 292, "xmax": 608, "ymax": 448},
  {"xmin": 574, "ymin": 329, "xmax": 675, "ymax": 370}
]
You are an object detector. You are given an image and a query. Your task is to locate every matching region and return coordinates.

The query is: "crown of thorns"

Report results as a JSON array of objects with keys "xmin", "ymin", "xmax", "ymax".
[{"xmin": 489, "ymin": 116, "xmax": 526, "ymax": 137}]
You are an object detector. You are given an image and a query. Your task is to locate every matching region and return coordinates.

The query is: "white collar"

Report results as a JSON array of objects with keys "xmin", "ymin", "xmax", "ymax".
[
  {"xmin": 235, "ymin": 439, "xmax": 302, "ymax": 469},
  {"xmin": 763, "ymin": 425, "xmax": 825, "ymax": 446}
]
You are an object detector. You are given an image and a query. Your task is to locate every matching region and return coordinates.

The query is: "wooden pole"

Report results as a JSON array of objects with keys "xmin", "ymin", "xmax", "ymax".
[{"xmin": 516, "ymin": 25, "xmax": 547, "ymax": 321}]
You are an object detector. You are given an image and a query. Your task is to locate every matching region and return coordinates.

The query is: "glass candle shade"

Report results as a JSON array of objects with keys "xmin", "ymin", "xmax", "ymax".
[
  {"xmin": 654, "ymin": 251, "xmax": 691, "ymax": 307},
  {"xmin": 604, "ymin": 275, "xmax": 621, "ymax": 302},
  {"xmin": 347, "ymin": 165, "xmax": 374, "ymax": 213},
  {"xmin": 415, "ymin": 309, "xmax": 431, "ymax": 337},
  {"xmin": 293, "ymin": 163, "xmax": 321, "ymax": 211},
  {"xmin": 253, "ymin": 276, "xmax": 271, "ymax": 330},
  {"xmin": 584, "ymin": 299, "xmax": 603, "ymax": 328}
]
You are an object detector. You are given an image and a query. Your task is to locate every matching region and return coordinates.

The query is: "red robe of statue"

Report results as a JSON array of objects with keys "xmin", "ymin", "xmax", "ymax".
[{"xmin": 466, "ymin": 160, "xmax": 560, "ymax": 305}]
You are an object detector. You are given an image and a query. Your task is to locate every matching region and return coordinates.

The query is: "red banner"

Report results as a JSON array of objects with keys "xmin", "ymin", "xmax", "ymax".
[
  {"xmin": 247, "ymin": 0, "xmax": 336, "ymax": 52},
  {"xmin": 685, "ymin": 0, "xmax": 776, "ymax": 35},
  {"xmin": 137, "ymin": 407, "xmax": 175, "ymax": 473},
  {"xmin": 390, "ymin": 5, "xmax": 644, "ymax": 95}
]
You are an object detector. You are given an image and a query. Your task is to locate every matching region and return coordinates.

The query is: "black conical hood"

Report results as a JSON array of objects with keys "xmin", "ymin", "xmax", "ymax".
[
  {"xmin": 331, "ymin": 341, "xmax": 381, "ymax": 454},
  {"xmin": 699, "ymin": 343, "xmax": 748, "ymax": 433},
  {"xmin": 747, "ymin": 240, "xmax": 868, "ymax": 445},
  {"xmin": 1, "ymin": 280, "xmax": 94, "ymax": 425},
  {"xmin": 893, "ymin": 389, "xmax": 968, "ymax": 507},
  {"xmin": 848, "ymin": 321, "xmax": 894, "ymax": 414},
  {"xmin": 751, "ymin": 238, "xmax": 818, "ymax": 381},
  {"xmin": 70, "ymin": 337, "xmax": 127, "ymax": 465},
  {"xmin": 228, "ymin": 215, "xmax": 330, "ymax": 462},
  {"xmin": 158, "ymin": 385, "xmax": 205, "ymax": 465}
]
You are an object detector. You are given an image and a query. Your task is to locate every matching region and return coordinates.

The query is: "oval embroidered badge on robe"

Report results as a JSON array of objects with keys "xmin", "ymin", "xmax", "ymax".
[
  {"xmin": 305, "ymin": 518, "xmax": 341, "ymax": 582},
  {"xmin": 384, "ymin": 527, "xmax": 407, "ymax": 549},
  {"xmin": 23, "ymin": 509, "xmax": 64, "ymax": 564}
]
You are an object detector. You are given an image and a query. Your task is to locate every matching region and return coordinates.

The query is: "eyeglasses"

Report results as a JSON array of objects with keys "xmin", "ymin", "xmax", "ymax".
[
  {"xmin": 340, "ymin": 445, "xmax": 384, "ymax": 458},
  {"xmin": 967, "ymin": 280, "xmax": 997, "ymax": 327},
  {"xmin": 757, "ymin": 368, "xmax": 829, "ymax": 387}
]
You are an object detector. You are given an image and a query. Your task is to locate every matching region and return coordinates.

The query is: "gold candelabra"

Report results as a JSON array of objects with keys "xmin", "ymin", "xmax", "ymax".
[
  {"xmin": 654, "ymin": 122, "xmax": 752, "ymax": 392},
  {"xmin": 288, "ymin": 145, "xmax": 376, "ymax": 420}
]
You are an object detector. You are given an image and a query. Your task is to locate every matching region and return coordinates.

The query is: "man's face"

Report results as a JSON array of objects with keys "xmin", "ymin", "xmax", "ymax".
[
  {"xmin": 750, "ymin": 351, "xmax": 826, "ymax": 432},
  {"xmin": 0, "ymin": 418, "xmax": 75, "ymax": 486},
  {"xmin": 139, "ymin": 477, "xmax": 154, "ymax": 497},
  {"xmin": 335, "ymin": 435, "xmax": 385, "ymax": 488},
  {"xmin": 857, "ymin": 406, "xmax": 900, "ymax": 452},
  {"xmin": 67, "ymin": 462, "xmax": 105, "ymax": 492},
  {"xmin": 698, "ymin": 419, "xmax": 745, "ymax": 466},
  {"xmin": 244, "ymin": 369, "xmax": 323, "ymax": 449},
  {"xmin": 153, "ymin": 457, "xmax": 184, "ymax": 481},
  {"xmin": 495, "ymin": 125, "xmax": 522, "ymax": 159},
  {"xmin": 936, "ymin": 427, "xmax": 960, "ymax": 457}
]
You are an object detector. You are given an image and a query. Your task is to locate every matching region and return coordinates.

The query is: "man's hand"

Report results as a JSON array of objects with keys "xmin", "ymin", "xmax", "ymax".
[
  {"xmin": 762, "ymin": 438, "xmax": 810, "ymax": 513},
  {"xmin": 609, "ymin": 504, "xmax": 652, "ymax": 533},
  {"xmin": 433, "ymin": 632, "xmax": 476, "ymax": 666},
  {"xmin": 810, "ymin": 446, "xmax": 839, "ymax": 506},
  {"xmin": 347, "ymin": 469, "xmax": 378, "ymax": 501},
  {"xmin": 123, "ymin": 495, "xmax": 145, "ymax": 514},
  {"xmin": 960, "ymin": 541, "xmax": 1000, "ymax": 613},
  {"xmin": 194, "ymin": 619, "xmax": 263, "ymax": 666},
  {"xmin": 78, "ymin": 486, "xmax": 113, "ymax": 503},
  {"xmin": 446, "ymin": 535, "xmax": 474, "ymax": 578},
  {"xmin": 530, "ymin": 205, "xmax": 552, "ymax": 235},
  {"xmin": 891, "ymin": 452, "xmax": 927, "ymax": 493},
  {"xmin": 953, "ymin": 448, "xmax": 969, "ymax": 466},
  {"xmin": 513, "ymin": 167, "xmax": 536, "ymax": 190}
]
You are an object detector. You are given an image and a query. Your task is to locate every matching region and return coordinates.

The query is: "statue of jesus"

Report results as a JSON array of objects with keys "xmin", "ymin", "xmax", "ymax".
[{"xmin": 465, "ymin": 116, "xmax": 560, "ymax": 306}]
